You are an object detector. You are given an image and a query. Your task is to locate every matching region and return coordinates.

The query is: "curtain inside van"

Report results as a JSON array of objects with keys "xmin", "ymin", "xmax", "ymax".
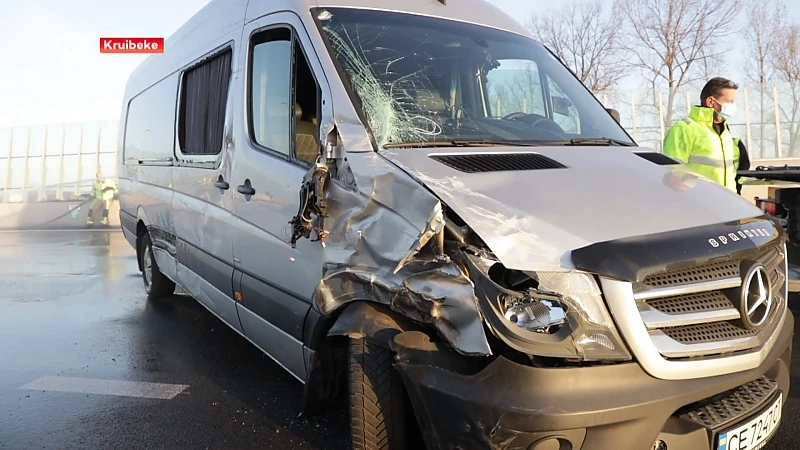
[{"xmin": 178, "ymin": 49, "xmax": 232, "ymax": 155}]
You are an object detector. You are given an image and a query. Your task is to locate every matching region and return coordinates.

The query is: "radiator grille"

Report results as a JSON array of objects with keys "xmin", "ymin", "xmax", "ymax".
[{"xmin": 634, "ymin": 242, "xmax": 786, "ymax": 359}]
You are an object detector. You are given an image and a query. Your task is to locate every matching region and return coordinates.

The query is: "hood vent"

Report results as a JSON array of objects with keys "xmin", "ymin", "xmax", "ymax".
[
  {"xmin": 635, "ymin": 152, "xmax": 681, "ymax": 165},
  {"xmin": 429, "ymin": 153, "xmax": 567, "ymax": 173}
]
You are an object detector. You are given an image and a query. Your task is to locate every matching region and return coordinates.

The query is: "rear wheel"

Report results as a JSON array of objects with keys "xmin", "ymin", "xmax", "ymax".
[
  {"xmin": 347, "ymin": 338, "xmax": 410, "ymax": 450},
  {"xmin": 139, "ymin": 233, "xmax": 175, "ymax": 300}
]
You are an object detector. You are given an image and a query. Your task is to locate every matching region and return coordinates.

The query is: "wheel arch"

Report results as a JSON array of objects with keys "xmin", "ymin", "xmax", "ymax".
[
  {"xmin": 298, "ymin": 300, "xmax": 431, "ymax": 417},
  {"xmin": 134, "ymin": 206, "xmax": 151, "ymax": 271}
]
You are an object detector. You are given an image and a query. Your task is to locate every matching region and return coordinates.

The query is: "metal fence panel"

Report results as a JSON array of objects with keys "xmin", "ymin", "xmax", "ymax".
[
  {"xmin": 0, "ymin": 120, "xmax": 119, "ymax": 203},
  {"xmin": 2, "ymin": 81, "xmax": 799, "ymax": 202}
]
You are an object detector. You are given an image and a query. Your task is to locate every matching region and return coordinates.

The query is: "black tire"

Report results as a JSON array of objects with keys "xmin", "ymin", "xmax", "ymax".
[
  {"xmin": 348, "ymin": 338, "xmax": 408, "ymax": 450},
  {"xmin": 139, "ymin": 233, "xmax": 175, "ymax": 300}
]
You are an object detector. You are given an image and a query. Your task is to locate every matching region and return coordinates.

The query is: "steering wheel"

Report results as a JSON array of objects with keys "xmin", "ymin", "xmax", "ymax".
[
  {"xmin": 503, "ymin": 111, "xmax": 539, "ymax": 122},
  {"xmin": 502, "ymin": 112, "xmax": 565, "ymax": 135}
]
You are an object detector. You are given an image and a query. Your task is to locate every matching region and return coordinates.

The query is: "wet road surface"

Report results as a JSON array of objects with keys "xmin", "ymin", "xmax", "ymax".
[
  {"xmin": 0, "ymin": 230, "xmax": 348, "ymax": 450},
  {"xmin": 0, "ymin": 229, "xmax": 799, "ymax": 450}
]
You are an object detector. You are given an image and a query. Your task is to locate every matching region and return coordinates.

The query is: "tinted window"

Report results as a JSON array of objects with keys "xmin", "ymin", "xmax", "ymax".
[
  {"xmin": 178, "ymin": 48, "xmax": 232, "ymax": 155},
  {"xmin": 124, "ymin": 73, "xmax": 180, "ymax": 162},
  {"xmin": 314, "ymin": 8, "xmax": 632, "ymax": 148},
  {"xmin": 250, "ymin": 28, "xmax": 292, "ymax": 156}
]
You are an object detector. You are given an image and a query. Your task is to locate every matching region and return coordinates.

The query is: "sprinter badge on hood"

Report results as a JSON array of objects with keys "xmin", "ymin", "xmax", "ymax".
[{"xmin": 709, "ymin": 227, "xmax": 774, "ymax": 247}]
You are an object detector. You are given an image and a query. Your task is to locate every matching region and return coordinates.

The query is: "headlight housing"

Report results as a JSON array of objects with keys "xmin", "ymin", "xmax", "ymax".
[{"xmin": 463, "ymin": 253, "xmax": 631, "ymax": 362}]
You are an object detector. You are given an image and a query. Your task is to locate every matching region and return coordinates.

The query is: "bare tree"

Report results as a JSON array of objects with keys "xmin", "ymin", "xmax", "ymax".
[
  {"xmin": 528, "ymin": 0, "xmax": 626, "ymax": 94},
  {"xmin": 771, "ymin": 23, "xmax": 800, "ymax": 156},
  {"xmin": 744, "ymin": 0, "xmax": 786, "ymax": 156},
  {"xmin": 696, "ymin": 47, "xmax": 725, "ymax": 84},
  {"xmin": 619, "ymin": 0, "xmax": 742, "ymax": 128}
]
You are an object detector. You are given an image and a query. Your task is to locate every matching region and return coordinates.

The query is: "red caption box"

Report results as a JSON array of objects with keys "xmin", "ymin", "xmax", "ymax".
[{"xmin": 100, "ymin": 37, "xmax": 165, "ymax": 54}]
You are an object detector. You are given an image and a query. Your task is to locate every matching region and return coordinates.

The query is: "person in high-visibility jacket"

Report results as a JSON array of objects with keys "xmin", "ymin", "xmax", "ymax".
[
  {"xmin": 663, "ymin": 77, "xmax": 750, "ymax": 194},
  {"xmin": 87, "ymin": 171, "xmax": 117, "ymax": 226}
]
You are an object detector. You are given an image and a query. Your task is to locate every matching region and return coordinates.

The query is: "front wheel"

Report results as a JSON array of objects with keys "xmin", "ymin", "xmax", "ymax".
[
  {"xmin": 348, "ymin": 338, "xmax": 410, "ymax": 450},
  {"xmin": 139, "ymin": 233, "xmax": 175, "ymax": 300}
]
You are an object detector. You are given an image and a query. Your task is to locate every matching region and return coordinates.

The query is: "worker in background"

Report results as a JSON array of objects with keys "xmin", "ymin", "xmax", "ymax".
[
  {"xmin": 87, "ymin": 171, "xmax": 117, "ymax": 226},
  {"xmin": 663, "ymin": 77, "xmax": 749, "ymax": 194}
]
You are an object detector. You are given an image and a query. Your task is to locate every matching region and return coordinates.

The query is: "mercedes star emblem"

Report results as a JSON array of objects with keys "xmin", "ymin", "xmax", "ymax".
[{"xmin": 740, "ymin": 264, "xmax": 773, "ymax": 330}]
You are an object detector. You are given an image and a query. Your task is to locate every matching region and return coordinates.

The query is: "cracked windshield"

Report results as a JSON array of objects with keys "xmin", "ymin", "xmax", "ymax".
[{"xmin": 314, "ymin": 7, "xmax": 633, "ymax": 148}]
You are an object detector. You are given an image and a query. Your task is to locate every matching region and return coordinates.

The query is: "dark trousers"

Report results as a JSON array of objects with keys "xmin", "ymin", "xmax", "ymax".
[{"xmin": 87, "ymin": 199, "xmax": 110, "ymax": 223}]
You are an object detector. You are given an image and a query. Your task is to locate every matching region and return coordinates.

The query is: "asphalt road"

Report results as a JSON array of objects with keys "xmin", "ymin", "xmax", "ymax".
[
  {"xmin": 0, "ymin": 230, "xmax": 348, "ymax": 450},
  {"xmin": 0, "ymin": 229, "xmax": 799, "ymax": 450}
]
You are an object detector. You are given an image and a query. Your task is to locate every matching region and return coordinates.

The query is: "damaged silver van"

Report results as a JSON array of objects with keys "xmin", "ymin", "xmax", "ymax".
[{"xmin": 117, "ymin": 0, "xmax": 793, "ymax": 449}]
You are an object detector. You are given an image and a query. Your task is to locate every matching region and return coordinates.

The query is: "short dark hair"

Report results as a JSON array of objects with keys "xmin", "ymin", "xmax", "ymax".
[{"xmin": 700, "ymin": 77, "xmax": 738, "ymax": 104}]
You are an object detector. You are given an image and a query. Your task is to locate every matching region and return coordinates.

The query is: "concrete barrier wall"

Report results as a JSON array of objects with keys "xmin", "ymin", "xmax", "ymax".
[{"xmin": 0, "ymin": 200, "xmax": 121, "ymax": 230}]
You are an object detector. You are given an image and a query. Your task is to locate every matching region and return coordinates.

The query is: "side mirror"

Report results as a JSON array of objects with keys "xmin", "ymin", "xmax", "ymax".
[
  {"xmin": 552, "ymin": 96, "xmax": 573, "ymax": 116},
  {"xmin": 607, "ymin": 108, "xmax": 620, "ymax": 123}
]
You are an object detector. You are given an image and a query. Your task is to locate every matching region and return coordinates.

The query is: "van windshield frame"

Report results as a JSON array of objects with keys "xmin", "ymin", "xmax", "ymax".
[{"xmin": 310, "ymin": 7, "xmax": 635, "ymax": 150}]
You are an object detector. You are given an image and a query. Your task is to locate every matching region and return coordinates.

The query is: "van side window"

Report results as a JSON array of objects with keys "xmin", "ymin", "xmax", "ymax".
[
  {"xmin": 292, "ymin": 39, "xmax": 322, "ymax": 164},
  {"xmin": 250, "ymin": 27, "xmax": 322, "ymax": 164},
  {"xmin": 124, "ymin": 73, "xmax": 180, "ymax": 163},
  {"xmin": 177, "ymin": 48, "xmax": 232, "ymax": 155},
  {"xmin": 250, "ymin": 28, "xmax": 293, "ymax": 156}
]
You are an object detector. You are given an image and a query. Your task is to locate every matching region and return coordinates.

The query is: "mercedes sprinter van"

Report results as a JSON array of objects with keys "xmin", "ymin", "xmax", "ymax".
[{"xmin": 117, "ymin": 1, "xmax": 793, "ymax": 449}]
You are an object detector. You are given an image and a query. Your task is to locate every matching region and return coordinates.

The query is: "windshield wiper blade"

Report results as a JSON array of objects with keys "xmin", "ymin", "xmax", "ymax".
[
  {"xmin": 566, "ymin": 137, "xmax": 636, "ymax": 146},
  {"xmin": 382, "ymin": 138, "xmax": 636, "ymax": 149},
  {"xmin": 383, "ymin": 140, "xmax": 551, "ymax": 149}
]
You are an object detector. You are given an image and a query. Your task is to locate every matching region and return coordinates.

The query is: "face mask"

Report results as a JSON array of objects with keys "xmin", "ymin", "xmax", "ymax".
[
  {"xmin": 719, "ymin": 102, "xmax": 737, "ymax": 119},
  {"xmin": 713, "ymin": 98, "xmax": 737, "ymax": 120}
]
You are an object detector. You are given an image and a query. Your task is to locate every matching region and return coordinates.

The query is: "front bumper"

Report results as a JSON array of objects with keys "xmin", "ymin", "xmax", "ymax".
[{"xmin": 392, "ymin": 312, "xmax": 793, "ymax": 450}]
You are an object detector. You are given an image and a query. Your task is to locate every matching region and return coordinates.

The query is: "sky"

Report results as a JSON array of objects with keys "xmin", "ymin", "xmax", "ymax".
[{"xmin": 1, "ymin": 0, "xmax": 799, "ymax": 128}]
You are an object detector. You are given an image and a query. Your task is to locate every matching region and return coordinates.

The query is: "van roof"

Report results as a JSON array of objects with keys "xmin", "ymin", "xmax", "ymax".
[
  {"xmin": 124, "ymin": 0, "xmax": 531, "ymax": 99},
  {"xmin": 281, "ymin": 0, "xmax": 529, "ymax": 35}
]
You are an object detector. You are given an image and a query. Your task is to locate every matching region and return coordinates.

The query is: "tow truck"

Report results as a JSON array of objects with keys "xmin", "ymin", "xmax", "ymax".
[{"xmin": 738, "ymin": 165, "xmax": 800, "ymax": 293}]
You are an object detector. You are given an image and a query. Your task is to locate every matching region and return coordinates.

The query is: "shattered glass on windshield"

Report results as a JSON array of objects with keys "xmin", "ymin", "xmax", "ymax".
[
  {"xmin": 319, "ymin": 17, "xmax": 447, "ymax": 147},
  {"xmin": 315, "ymin": 7, "xmax": 633, "ymax": 148}
]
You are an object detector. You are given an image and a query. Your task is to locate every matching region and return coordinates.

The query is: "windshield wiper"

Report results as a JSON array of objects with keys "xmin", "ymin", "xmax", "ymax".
[
  {"xmin": 382, "ymin": 137, "xmax": 636, "ymax": 149},
  {"xmin": 566, "ymin": 137, "xmax": 636, "ymax": 147},
  {"xmin": 383, "ymin": 140, "xmax": 546, "ymax": 149}
]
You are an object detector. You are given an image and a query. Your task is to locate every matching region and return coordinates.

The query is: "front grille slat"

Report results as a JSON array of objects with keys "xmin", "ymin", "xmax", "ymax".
[
  {"xmin": 642, "ymin": 260, "xmax": 739, "ymax": 288},
  {"xmin": 661, "ymin": 322, "xmax": 758, "ymax": 345},
  {"xmin": 642, "ymin": 248, "xmax": 783, "ymax": 289},
  {"xmin": 681, "ymin": 377, "xmax": 778, "ymax": 429},
  {"xmin": 647, "ymin": 291, "xmax": 734, "ymax": 315}
]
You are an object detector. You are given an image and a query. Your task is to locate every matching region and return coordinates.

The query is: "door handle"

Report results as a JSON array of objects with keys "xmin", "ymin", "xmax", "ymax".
[
  {"xmin": 214, "ymin": 176, "xmax": 229, "ymax": 190},
  {"xmin": 237, "ymin": 179, "xmax": 255, "ymax": 196}
]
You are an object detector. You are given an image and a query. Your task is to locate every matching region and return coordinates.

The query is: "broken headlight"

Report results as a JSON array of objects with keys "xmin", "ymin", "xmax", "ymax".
[
  {"xmin": 512, "ymin": 271, "xmax": 630, "ymax": 361},
  {"xmin": 474, "ymin": 262, "xmax": 632, "ymax": 362},
  {"xmin": 503, "ymin": 290, "xmax": 567, "ymax": 333}
]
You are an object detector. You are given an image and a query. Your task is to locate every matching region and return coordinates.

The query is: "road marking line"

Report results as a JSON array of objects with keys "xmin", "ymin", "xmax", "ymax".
[{"xmin": 20, "ymin": 376, "xmax": 189, "ymax": 399}]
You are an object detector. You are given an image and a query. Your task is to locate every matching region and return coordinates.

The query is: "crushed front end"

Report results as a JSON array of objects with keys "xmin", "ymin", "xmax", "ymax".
[
  {"xmin": 288, "ymin": 142, "xmax": 792, "ymax": 450},
  {"xmin": 388, "ymin": 215, "xmax": 792, "ymax": 450}
]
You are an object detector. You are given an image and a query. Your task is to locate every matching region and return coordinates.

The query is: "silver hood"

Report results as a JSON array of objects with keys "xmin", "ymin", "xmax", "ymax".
[{"xmin": 380, "ymin": 145, "xmax": 764, "ymax": 272}]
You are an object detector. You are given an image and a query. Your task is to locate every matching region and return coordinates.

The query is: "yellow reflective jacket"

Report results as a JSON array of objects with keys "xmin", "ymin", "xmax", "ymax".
[
  {"xmin": 93, "ymin": 178, "xmax": 116, "ymax": 201},
  {"xmin": 663, "ymin": 106, "xmax": 741, "ymax": 192}
]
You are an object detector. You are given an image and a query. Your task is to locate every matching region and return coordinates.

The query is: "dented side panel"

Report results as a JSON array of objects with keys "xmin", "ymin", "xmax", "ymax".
[{"xmin": 292, "ymin": 151, "xmax": 492, "ymax": 356}]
